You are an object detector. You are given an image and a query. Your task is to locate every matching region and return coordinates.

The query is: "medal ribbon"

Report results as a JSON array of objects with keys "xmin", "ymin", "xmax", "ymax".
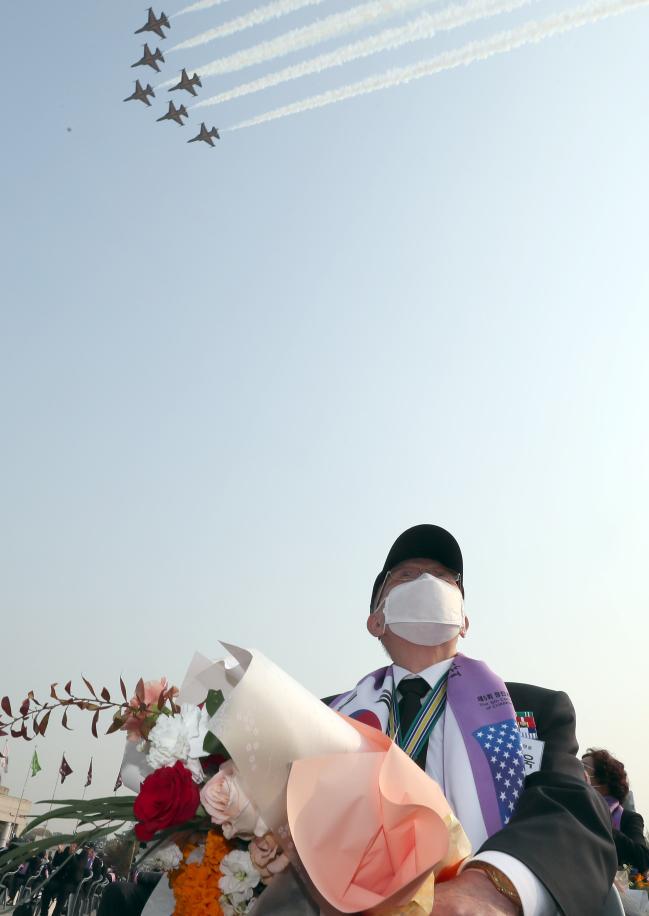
[{"xmin": 388, "ymin": 672, "xmax": 448, "ymax": 762}]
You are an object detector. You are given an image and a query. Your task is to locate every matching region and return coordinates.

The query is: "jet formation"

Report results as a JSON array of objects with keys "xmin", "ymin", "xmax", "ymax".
[
  {"xmin": 169, "ymin": 68, "xmax": 202, "ymax": 97},
  {"xmin": 135, "ymin": 8, "xmax": 171, "ymax": 39},
  {"xmin": 124, "ymin": 80, "xmax": 156, "ymax": 106},
  {"xmin": 124, "ymin": 10, "xmax": 220, "ymax": 149},
  {"xmin": 188, "ymin": 123, "xmax": 221, "ymax": 146}
]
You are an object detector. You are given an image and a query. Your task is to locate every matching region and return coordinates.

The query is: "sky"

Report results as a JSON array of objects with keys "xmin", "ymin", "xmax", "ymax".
[{"xmin": 1, "ymin": 0, "xmax": 648, "ymax": 837}]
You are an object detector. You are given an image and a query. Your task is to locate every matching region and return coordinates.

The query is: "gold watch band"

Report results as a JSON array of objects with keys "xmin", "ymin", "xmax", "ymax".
[{"xmin": 463, "ymin": 861, "xmax": 524, "ymax": 914}]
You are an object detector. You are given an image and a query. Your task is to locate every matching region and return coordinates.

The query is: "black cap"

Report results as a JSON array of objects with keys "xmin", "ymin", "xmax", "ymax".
[{"xmin": 370, "ymin": 524, "xmax": 463, "ymax": 608}]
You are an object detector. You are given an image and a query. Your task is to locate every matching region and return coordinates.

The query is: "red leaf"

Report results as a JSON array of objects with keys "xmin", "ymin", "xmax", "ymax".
[
  {"xmin": 120, "ymin": 677, "xmax": 128, "ymax": 702},
  {"xmin": 20, "ymin": 722, "xmax": 29, "ymax": 740},
  {"xmin": 32, "ymin": 717, "xmax": 40, "ymax": 736},
  {"xmin": 39, "ymin": 710, "xmax": 52, "ymax": 735},
  {"xmin": 64, "ymin": 681, "xmax": 73, "ymax": 696},
  {"xmin": 20, "ymin": 699, "xmax": 30, "ymax": 717},
  {"xmin": 50, "ymin": 683, "xmax": 60, "ymax": 700},
  {"xmin": 101, "ymin": 687, "xmax": 111, "ymax": 702},
  {"xmin": 157, "ymin": 689, "xmax": 166, "ymax": 711},
  {"xmin": 62, "ymin": 709, "xmax": 72, "ymax": 730},
  {"xmin": 91, "ymin": 710, "xmax": 100, "ymax": 738},
  {"xmin": 82, "ymin": 677, "xmax": 97, "ymax": 698},
  {"xmin": 1, "ymin": 697, "xmax": 11, "ymax": 717},
  {"xmin": 135, "ymin": 679, "xmax": 145, "ymax": 705},
  {"xmin": 0, "ymin": 728, "xmax": 7, "ymax": 737},
  {"xmin": 11, "ymin": 726, "xmax": 22, "ymax": 739}
]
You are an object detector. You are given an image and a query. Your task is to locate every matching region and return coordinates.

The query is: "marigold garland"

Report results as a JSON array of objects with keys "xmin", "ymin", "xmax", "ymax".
[{"xmin": 169, "ymin": 831, "xmax": 234, "ymax": 916}]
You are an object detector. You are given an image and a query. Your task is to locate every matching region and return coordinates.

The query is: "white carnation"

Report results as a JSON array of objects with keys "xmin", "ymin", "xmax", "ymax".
[
  {"xmin": 146, "ymin": 715, "xmax": 190, "ymax": 770},
  {"xmin": 219, "ymin": 850, "xmax": 260, "ymax": 896},
  {"xmin": 146, "ymin": 704, "xmax": 209, "ymax": 775}
]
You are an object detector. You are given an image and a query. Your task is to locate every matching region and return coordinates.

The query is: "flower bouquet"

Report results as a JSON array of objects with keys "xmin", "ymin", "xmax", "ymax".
[
  {"xmin": 628, "ymin": 868, "xmax": 649, "ymax": 891},
  {"xmin": 0, "ymin": 643, "xmax": 472, "ymax": 915}
]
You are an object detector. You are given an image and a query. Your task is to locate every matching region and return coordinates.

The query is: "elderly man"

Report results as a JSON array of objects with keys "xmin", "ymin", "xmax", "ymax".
[{"xmin": 327, "ymin": 524, "xmax": 616, "ymax": 916}]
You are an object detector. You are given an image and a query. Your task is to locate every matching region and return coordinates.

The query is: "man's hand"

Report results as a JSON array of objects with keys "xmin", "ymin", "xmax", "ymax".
[{"xmin": 431, "ymin": 870, "xmax": 520, "ymax": 915}]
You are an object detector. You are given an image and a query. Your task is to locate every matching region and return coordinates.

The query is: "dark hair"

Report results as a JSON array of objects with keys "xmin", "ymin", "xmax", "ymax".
[{"xmin": 583, "ymin": 748, "xmax": 630, "ymax": 802}]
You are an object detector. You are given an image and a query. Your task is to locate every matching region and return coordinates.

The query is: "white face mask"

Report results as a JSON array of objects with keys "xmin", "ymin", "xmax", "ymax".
[{"xmin": 380, "ymin": 573, "xmax": 464, "ymax": 646}]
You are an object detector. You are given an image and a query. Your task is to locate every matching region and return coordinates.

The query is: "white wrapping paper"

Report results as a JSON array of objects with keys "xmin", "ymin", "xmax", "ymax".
[{"xmin": 190, "ymin": 644, "xmax": 364, "ymax": 834}]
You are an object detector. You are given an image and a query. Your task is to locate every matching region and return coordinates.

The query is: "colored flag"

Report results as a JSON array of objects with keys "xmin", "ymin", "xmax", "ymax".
[
  {"xmin": 113, "ymin": 771, "xmax": 123, "ymax": 792},
  {"xmin": 30, "ymin": 750, "xmax": 42, "ymax": 777},
  {"xmin": 85, "ymin": 758, "xmax": 93, "ymax": 788},
  {"xmin": 0, "ymin": 740, "xmax": 8, "ymax": 773},
  {"xmin": 59, "ymin": 754, "xmax": 73, "ymax": 783}
]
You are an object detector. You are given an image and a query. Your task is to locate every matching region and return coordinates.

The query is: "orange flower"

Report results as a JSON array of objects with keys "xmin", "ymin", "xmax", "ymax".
[{"xmin": 170, "ymin": 831, "xmax": 233, "ymax": 916}]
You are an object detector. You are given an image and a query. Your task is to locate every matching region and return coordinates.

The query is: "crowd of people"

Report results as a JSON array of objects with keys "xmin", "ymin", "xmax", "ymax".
[{"xmin": 1, "ymin": 841, "xmax": 114, "ymax": 914}]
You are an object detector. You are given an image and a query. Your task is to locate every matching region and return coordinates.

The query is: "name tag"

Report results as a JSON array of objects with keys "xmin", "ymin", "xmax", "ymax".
[{"xmin": 521, "ymin": 738, "xmax": 545, "ymax": 774}]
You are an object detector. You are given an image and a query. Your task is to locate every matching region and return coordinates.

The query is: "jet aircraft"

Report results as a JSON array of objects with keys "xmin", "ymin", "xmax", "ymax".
[
  {"xmin": 169, "ymin": 69, "xmax": 202, "ymax": 97},
  {"xmin": 124, "ymin": 80, "xmax": 156, "ymax": 106},
  {"xmin": 132, "ymin": 44, "xmax": 165, "ymax": 73},
  {"xmin": 188, "ymin": 123, "xmax": 221, "ymax": 146},
  {"xmin": 135, "ymin": 8, "xmax": 171, "ymax": 39},
  {"xmin": 157, "ymin": 101, "xmax": 188, "ymax": 126}
]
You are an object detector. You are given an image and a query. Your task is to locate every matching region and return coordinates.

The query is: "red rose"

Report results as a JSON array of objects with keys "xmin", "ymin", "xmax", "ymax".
[{"xmin": 133, "ymin": 761, "xmax": 200, "ymax": 841}]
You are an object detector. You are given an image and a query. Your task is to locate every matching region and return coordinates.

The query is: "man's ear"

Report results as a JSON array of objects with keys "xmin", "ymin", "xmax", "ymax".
[
  {"xmin": 367, "ymin": 609, "xmax": 385, "ymax": 638},
  {"xmin": 460, "ymin": 614, "xmax": 470, "ymax": 638}
]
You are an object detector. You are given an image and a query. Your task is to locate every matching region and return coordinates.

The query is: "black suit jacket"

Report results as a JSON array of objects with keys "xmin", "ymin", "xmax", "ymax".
[
  {"xmin": 478, "ymin": 683, "xmax": 617, "ymax": 915},
  {"xmin": 615, "ymin": 809, "xmax": 649, "ymax": 871}
]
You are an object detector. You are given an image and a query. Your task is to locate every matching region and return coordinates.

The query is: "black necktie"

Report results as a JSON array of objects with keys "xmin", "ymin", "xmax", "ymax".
[{"xmin": 398, "ymin": 677, "xmax": 431, "ymax": 770}]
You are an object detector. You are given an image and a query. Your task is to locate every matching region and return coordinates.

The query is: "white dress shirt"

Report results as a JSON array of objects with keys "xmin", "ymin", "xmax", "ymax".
[{"xmin": 393, "ymin": 660, "xmax": 558, "ymax": 916}]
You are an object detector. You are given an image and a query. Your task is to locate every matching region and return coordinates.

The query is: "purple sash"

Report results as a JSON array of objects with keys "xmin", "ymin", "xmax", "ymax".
[
  {"xmin": 606, "ymin": 796, "xmax": 623, "ymax": 831},
  {"xmin": 447, "ymin": 654, "xmax": 525, "ymax": 837}
]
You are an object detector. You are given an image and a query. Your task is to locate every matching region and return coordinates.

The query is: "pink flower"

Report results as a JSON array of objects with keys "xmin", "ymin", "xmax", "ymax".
[
  {"xmin": 122, "ymin": 678, "xmax": 169, "ymax": 742},
  {"xmin": 200, "ymin": 761, "xmax": 267, "ymax": 839},
  {"xmin": 249, "ymin": 833, "xmax": 290, "ymax": 885}
]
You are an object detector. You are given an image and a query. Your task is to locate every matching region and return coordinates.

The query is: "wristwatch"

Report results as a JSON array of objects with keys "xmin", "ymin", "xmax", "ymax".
[{"xmin": 463, "ymin": 860, "xmax": 524, "ymax": 914}]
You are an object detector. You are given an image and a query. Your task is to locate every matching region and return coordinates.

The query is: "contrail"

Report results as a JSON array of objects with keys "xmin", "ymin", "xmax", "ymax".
[
  {"xmin": 227, "ymin": 0, "xmax": 649, "ymax": 130},
  {"xmin": 161, "ymin": 0, "xmax": 443, "ymax": 83},
  {"xmin": 194, "ymin": 0, "xmax": 534, "ymax": 109},
  {"xmin": 174, "ymin": 0, "xmax": 232, "ymax": 16},
  {"xmin": 170, "ymin": 0, "xmax": 326, "ymax": 50}
]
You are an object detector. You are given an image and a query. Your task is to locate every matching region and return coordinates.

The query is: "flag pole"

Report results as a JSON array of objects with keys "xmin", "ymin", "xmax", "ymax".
[
  {"xmin": 75, "ymin": 783, "xmax": 88, "ymax": 832},
  {"xmin": 48, "ymin": 754, "xmax": 63, "ymax": 816},
  {"xmin": 10, "ymin": 751, "xmax": 34, "ymax": 840},
  {"xmin": 75, "ymin": 758, "xmax": 93, "ymax": 832}
]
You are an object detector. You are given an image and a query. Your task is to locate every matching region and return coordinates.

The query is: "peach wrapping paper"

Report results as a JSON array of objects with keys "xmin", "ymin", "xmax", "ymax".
[
  {"xmin": 288, "ymin": 715, "xmax": 471, "ymax": 913},
  {"xmin": 178, "ymin": 645, "xmax": 471, "ymax": 913}
]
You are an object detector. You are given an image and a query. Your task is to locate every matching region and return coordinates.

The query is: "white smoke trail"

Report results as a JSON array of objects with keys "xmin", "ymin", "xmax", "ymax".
[
  {"xmin": 227, "ymin": 0, "xmax": 649, "ymax": 130},
  {"xmin": 194, "ymin": 0, "xmax": 533, "ymax": 109},
  {"xmin": 174, "ymin": 0, "xmax": 232, "ymax": 16},
  {"xmin": 170, "ymin": 0, "xmax": 325, "ymax": 50},
  {"xmin": 161, "ymin": 0, "xmax": 442, "ymax": 82}
]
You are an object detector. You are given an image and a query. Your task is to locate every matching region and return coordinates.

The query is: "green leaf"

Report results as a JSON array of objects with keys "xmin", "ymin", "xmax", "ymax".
[
  {"xmin": 24, "ymin": 796, "xmax": 136, "ymax": 836},
  {"xmin": 203, "ymin": 730, "xmax": 227, "ymax": 756},
  {"xmin": 205, "ymin": 689, "xmax": 224, "ymax": 718}
]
